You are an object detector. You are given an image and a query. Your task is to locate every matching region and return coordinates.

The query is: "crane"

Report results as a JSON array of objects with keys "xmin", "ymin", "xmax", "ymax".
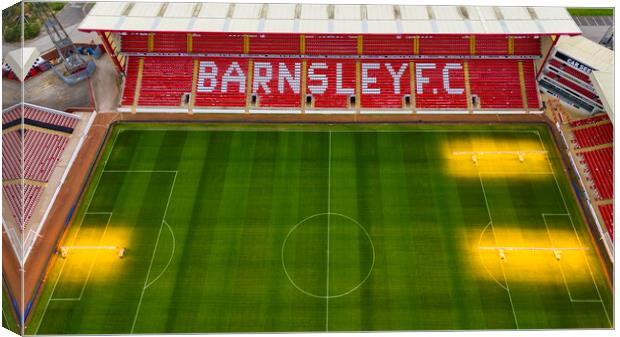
[{"xmin": 31, "ymin": 2, "xmax": 95, "ymax": 85}]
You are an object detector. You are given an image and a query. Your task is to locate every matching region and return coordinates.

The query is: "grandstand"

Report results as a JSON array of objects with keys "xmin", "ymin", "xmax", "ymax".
[
  {"xmin": 77, "ymin": 3, "xmax": 584, "ymax": 113},
  {"xmin": 538, "ymin": 35, "xmax": 613, "ymax": 115},
  {"xmin": 2, "ymin": 103, "xmax": 82, "ymax": 262}
]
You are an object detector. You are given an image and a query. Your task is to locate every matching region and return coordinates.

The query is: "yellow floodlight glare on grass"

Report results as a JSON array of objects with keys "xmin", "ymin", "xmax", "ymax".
[
  {"xmin": 452, "ymin": 150, "xmax": 548, "ymax": 165},
  {"xmin": 467, "ymin": 226, "xmax": 595, "ymax": 284},
  {"xmin": 478, "ymin": 246, "xmax": 589, "ymax": 262},
  {"xmin": 444, "ymin": 136, "xmax": 552, "ymax": 177},
  {"xmin": 59, "ymin": 246, "xmax": 126, "ymax": 259}
]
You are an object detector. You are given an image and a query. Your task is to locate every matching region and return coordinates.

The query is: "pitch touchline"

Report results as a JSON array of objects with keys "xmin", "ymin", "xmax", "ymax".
[
  {"xmin": 34, "ymin": 130, "xmax": 121, "ymax": 335},
  {"xmin": 541, "ymin": 214, "xmax": 596, "ymax": 303},
  {"xmin": 534, "ymin": 131, "xmax": 611, "ymax": 327},
  {"xmin": 478, "ymin": 246, "xmax": 589, "ymax": 251}
]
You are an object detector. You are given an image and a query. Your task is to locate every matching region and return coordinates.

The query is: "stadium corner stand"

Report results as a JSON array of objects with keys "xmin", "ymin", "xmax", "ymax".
[{"xmin": 77, "ymin": 3, "xmax": 582, "ymax": 114}]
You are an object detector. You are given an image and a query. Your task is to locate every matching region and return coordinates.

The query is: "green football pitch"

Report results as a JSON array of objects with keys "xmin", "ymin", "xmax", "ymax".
[{"xmin": 27, "ymin": 123, "xmax": 612, "ymax": 334}]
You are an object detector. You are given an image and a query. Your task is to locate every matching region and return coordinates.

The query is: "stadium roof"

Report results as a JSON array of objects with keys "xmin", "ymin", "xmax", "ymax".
[
  {"xmin": 555, "ymin": 35, "xmax": 614, "ymax": 73},
  {"xmin": 79, "ymin": 2, "xmax": 581, "ymax": 35},
  {"xmin": 590, "ymin": 71, "xmax": 614, "ymax": 124}
]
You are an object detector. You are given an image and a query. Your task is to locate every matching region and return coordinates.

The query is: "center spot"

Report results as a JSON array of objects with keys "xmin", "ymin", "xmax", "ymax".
[{"xmin": 281, "ymin": 213, "xmax": 375, "ymax": 299}]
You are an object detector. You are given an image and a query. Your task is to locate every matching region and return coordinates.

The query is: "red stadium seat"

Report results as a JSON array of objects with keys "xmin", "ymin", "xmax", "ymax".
[
  {"xmin": 598, "ymin": 204, "xmax": 614, "ymax": 240},
  {"xmin": 3, "ymin": 184, "xmax": 43, "ymax": 231},
  {"xmin": 124, "ymin": 56, "xmax": 540, "ymax": 111},
  {"xmin": 582, "ymin": 147, "xmax": 613, "ymax": 200}
]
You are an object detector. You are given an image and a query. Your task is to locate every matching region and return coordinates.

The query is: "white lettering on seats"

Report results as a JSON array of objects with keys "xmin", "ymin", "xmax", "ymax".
[
  {"xmin": 336, "ymin": 63, "xmax": 354, "ymax": 95},
  {"xmin": 197, "ymin": 61, "xmax": 218, "ymax": 93},
  {"xmin": 361, "ymin": 63, "xmax": 381, "ymax": 94},
  {"xmin": 221, "ymin": 62, "xmax": 246, "ymax": 93},
  {"xmin": 443, "ymin": 63, "xmax": 464, "ymax": 95},
  {"xmin": 278, "ymin": 62, "xmax": 301, "ymax": 94},
  {"xmin": 385, "ymin": 63, "xmax": 408, "ymax": 94},
  {"xmin": 253, "ymin": 62, "xmax": 273, "ymax": 94},
  {"xmin": 308, "ymin": 63, "xmax": 328, "ymax": 94},
  {"xmin": 416, "ymin": 63, "xmax": 435, "ymax": 94}
]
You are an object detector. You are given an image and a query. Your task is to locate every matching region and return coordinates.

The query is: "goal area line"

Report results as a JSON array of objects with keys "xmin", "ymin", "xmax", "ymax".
[
  {"xmin": 453, "ymin": 151, "xmax": 548, "ymax": 156},
  {"xmin": 479, "ymin": 246, "xmax": 589, "ymax": 251}
]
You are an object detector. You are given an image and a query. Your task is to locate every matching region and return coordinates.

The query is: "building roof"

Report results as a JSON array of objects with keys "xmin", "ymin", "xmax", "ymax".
[
  {"xmin": 555, "ymin": 35, "xmax": 614, "ymax": 73},
  {"xmin": 3, "ymin": 47, "xmax": 40, "ymax": 81},
  {"xmin": 590, "ymin": 71, "xmax": 614, "ymax": 124},
  {"xmin": 79, "ymin": 2, "xmax": 581, "ymax": 35}
]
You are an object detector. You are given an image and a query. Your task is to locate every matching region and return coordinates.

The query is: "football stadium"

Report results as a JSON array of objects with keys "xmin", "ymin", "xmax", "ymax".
[{"xmin": 1, "ymin": 2, "xmax": 614, "ymax": 335}]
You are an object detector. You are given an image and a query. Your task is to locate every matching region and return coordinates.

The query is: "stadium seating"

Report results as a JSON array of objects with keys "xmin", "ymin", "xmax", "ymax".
[
  {"xmin": 598, "ymin": 204, "xmax": 614, "ymax": 240},
  {"xmin": 194, "ymin": 58, "xmax": 249, "ymax": 108},
  {"xmin": 573, "ymin": 123, "xmax": 613, "ymax": 149},
  {"xmin": 512, "ymin": 36, "xmax": 541, "ymax": 56},
  {"xmin": 1, "ymin": 104, "xmax": 79, "ymax": 231},
  {"xmin": 468, "ymin": 60, "xmax": 527, "ymax": 109},
  {"xmin": 360, "ymin": 60, "xmax": 410, "ymax": 109},
  {"xmin": 414, "ymin": 60, "xmax": 467, "ymax": 109},
  {"xmin": 305, "ymin": 35, "xmax": 358, "ymax": 55},
  {"xmin": 138, "ymin": 57, "xmax": 194, "ymax": 106},
  {"xmin": 192, "ymin": 33, "xmax": 245, "ymax": 54},
  {"xmin": 548, "ymin": 59, "xmax": 591, "ymax": 83},
  {"xmin": 23, "ymin": 130, "xmax": 70, "ymax": 182},
  {"xmin": 418, "ymin": 36, "xmax": 470, "ymax": 56},
  {"xmin": 120, "ymin": 33, "xmax": 149, "ymax": 53},
  {"xmin": 2, "ymin": 129, "xmax": 71, "ymax": 183},
  {"xmin": 154, "ymin": 33, "xmax": 188, "ymax": 53},
  {"xmin": 307, "ymin": 59, "xmax": 356, "ymax": 108},
  {"xmin": 118, "ymin": 33, "xmax": 540, "ymax": 57},
  {"xmin": 3, "ymin": 183, "xmax": 43, "ymax": 231},
  {"xmin": 544, "ymin": 71, "xmax": 599, "ymax": 101},
  {"xmin": 3, "ymin": 104, "xmax": 78, "ymax": 130},
  {"xmin": 569, "ymin": 114, "xmax": 609, "ymax": 127},
  {"xmin": 362, "ymin": 35, "xmax": 413, "ymax": 55},
  {"xmin": 475, "ymin": 35, "xmax": 509, "ymax": 55},
  {"xmin": 2, "ymin": 130, "xmax": 22, "ymax": 180},
  {"xmin": 249, "ymin": 34, "xmax": 300, "ymax": 55},
  {"xmin": 2, "ymin": 105, "xmax": 21, "ymax": 125},
  {"xmin": 124, "ymin": 57, "xmax": 539, "ymax": 110},
  {"xmin": 580, "ymin": 147, "xmax": 613, "ymax": 200},
  {"xmin": 252, "ymin": 59, "xmax": 303, "ymax": 108},
  {"xmin": 24, "ymin": 105, "xmax": 79, "ymax": 129}
]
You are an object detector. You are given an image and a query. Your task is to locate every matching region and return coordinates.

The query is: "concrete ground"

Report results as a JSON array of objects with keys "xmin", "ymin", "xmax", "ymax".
[
  {"xmin": 2, "ymin": 53, "xmax": 121, "ymax": 111},
  {"xmin": 89, "ymin": 53, "xmax": 121, "ymax": 112},
  {"xmin": 3, "ymin": 68, "xmax": 92, "ymax": 110}
]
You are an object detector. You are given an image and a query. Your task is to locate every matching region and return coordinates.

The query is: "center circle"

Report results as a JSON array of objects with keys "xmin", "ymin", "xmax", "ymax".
[{"xmin": 281, "ymin": 213, "xmax": 375, "ymax": 299}]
